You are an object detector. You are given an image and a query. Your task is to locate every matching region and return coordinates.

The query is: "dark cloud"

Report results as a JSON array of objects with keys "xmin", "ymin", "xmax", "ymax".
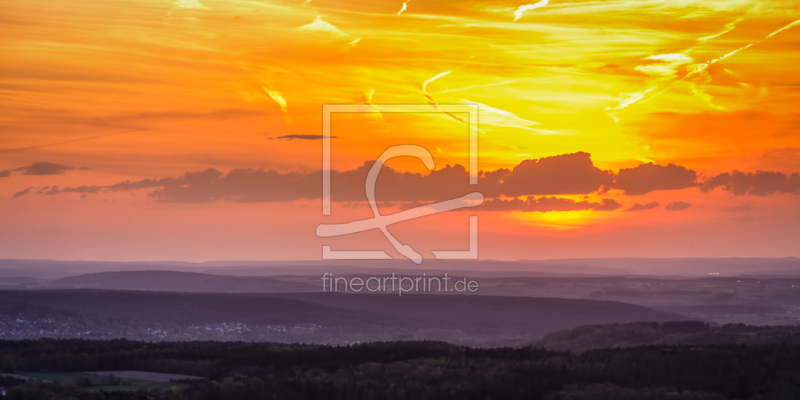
[
  {"xmin": 14, "ymin": 162, "xmax": 79, "ymax": 175},
  {"xmin": 55, "ymin": 168, "xmax": 321, "ymax": 203},
  {"xmin": 35, "ymin": 184, "xmax": 97, "ymax": 196},
  {"xmin": 273, "ymin": 135, "xmax": 338, "ymax": 140},
  {"xmin": 477, "ymin": 197, "xmax": 621, "ymax": 212},
  {"xmin": 12, "ymin": 187, "xmax": 33, "ymax": 198},
  {"xmin": 496, "ymin": 152, "xmax": 614, "ymax": 196},
  {"xmin": 1, "ymin": 162, "xmax": 82, "ymax": 177},
  {"xmin": 701, "ymin": 171, "xmax": 800, "ymax": 196},
  {"xmin": 613, "ymin": 163, "xmax": 698, "ymax": 195},
  {"xmin": 18, "ymin": 163, "xmax": 469, "ymax": 203},
  {"xmin": 593, "ymin": 199, "xmax": 623, "ymax": 211},
  {"xmin": 627, "ymin": 202, "xmax": 660, "ymax": 211},
  {"xmin": 665, "ymin": 201, "xmax": 692, "ymax": 211},
  {"xmin": 34, "ymin": 166, "xmax": 319, "ymax": 203}
]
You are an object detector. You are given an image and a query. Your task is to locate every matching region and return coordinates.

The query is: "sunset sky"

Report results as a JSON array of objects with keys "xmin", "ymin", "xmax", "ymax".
[{"xmin": 1, "ymin": 0, "xmax": 799, "ymax": 262}]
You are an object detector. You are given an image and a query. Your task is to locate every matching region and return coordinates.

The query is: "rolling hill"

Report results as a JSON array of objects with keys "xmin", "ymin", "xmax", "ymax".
[
  {"xmin": 0, "ymin": 289, "xmax": 691, "ymax": 343},
  {"xmin": 54, "ymin": 270, "xmax": 318, "ymax": 293}
]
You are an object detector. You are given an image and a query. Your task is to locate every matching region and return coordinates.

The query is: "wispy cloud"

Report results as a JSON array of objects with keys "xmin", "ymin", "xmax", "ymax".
[
  {"xmin": 634, "ymin": 53, "xmax": 694, "ymax": 80},
  {"xmin": 299, "ymin": 16, "xmax": 347, "ymax": 37},
  {"xmin": 605, "ymin": 87, "xmax": 657, "ymax": 121},
  {"xmin": 464, "ymin": 100, "xmax": 558, "ymax": 135},
  {"xmin": 358, "ymin": 89, "xmax": 383, "ymax": 119},
  {"xmin": 263, "ymin": 88, "xmax": 288, "ymax": 113},
  {"xmin": 344, "ymin": 38, "xmax": 361, "ymax": 48},
  {"xmin": 513, "ymin": 0, "xmax": 549, "ymax": 22},
  {"xmin": 173, "ymin": 0, "xmax": 207, "ymax": 9},
  {"xmin": 397, "ymin": 0, "xmax": 410, "ymax": 15}
]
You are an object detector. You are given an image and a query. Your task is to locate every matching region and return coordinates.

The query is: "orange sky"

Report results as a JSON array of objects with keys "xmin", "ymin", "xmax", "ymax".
[{"xmin": 1, "ymin": 0, "xmax": 799, "ymax": 261}]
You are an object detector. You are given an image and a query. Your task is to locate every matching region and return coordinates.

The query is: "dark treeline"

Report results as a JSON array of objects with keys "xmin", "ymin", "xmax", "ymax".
[
  {"xmin": 537, "ymin": 321, "xmax": 800, "ymax": 351},
  {"xmin": 2, "ymin": 339, "xmax": 800, "ymax": 399}
]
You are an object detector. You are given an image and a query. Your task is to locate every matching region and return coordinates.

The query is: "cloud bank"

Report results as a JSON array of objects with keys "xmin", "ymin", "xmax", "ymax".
[
  {"xmin": 13, "ymin": 153, "xmax": 799, "ymax": 214},
  {"xmin": 613, "ymin": 163, "xmax": 698, "ymax": 195}
]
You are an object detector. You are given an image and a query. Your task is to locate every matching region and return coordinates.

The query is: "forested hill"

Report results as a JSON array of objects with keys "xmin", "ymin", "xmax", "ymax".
[
  {"xmin": 2, "ymin": 339, "xmax": 800, "ymax": 399},
  {"xmin": 536, "ymin": 321, "xmax": 800, "ymax": 351}
]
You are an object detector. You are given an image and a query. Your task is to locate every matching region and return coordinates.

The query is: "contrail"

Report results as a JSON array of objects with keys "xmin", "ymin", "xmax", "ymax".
[
  {"xmin": 464, "ymin": 99, "xmax": 559, "ymax": 135},
  {"xmin": 766, "ymin": 20, "xmax": 800, "ymax": 38},
  {"xmin": 0, "ymin": 129, "xmax": 143, "ymax": 155},
  {"xmin": 698, "ymin": 17, "xmax": 743, "ymax": 42},
  {"xmin": 422, "ymin": 70, "xmax": 451, "ymax": 95},
  {"xmin": 420, "ymin": 70, "xmax": 464, "ymax": 123},
  {"xmin": 688, "ymin": 19, "xmax": 800, "ymax": 81},
  {"xmin": 606, "ymin": 19, "xmax": 800, "ymax": 118}
]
